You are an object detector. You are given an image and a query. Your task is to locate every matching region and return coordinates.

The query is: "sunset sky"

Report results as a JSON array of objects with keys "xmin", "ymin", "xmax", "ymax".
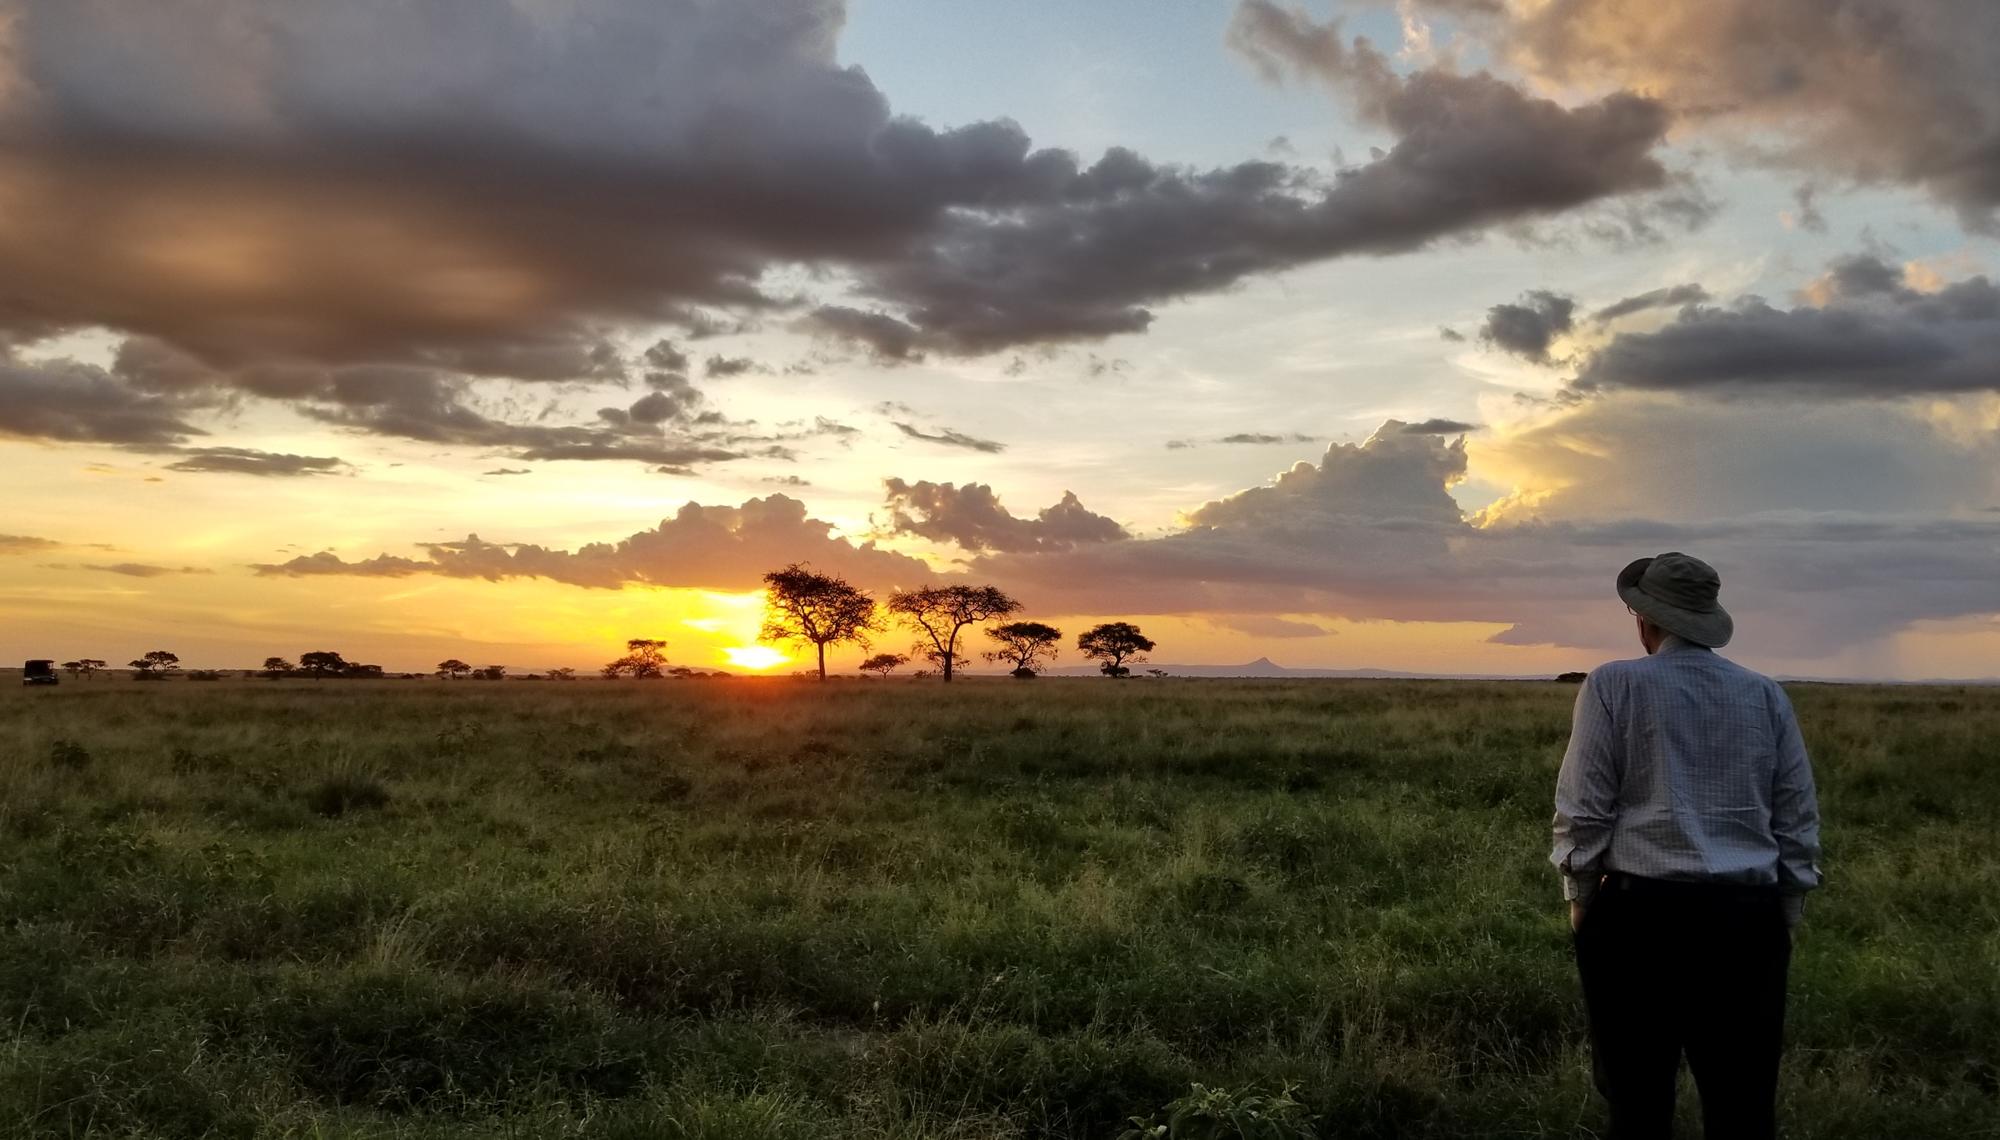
[{"xmin": 2, "ymin": 0, "xmax": 1997, "ymax": 679}]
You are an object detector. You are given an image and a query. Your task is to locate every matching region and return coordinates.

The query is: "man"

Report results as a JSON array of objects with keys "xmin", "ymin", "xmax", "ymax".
[{"xmin": 1553, "ymin": 552, "xmax": 1822, "ymax": 1140}]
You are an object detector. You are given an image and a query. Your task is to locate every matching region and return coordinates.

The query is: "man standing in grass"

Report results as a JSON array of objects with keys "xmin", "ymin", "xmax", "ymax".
[{"xmin": 1553, "ymin": 552, "xmax": 1822, "ymax": 1140}]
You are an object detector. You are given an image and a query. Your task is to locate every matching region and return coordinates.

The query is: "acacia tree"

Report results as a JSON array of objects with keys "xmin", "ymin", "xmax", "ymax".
[
  {"xmin": 436, "ymin": 659, "xmax": 472, "ymax": 680},
  {"xmin": 547, "ymin": 667, "xmax": 576, "ymax": 681},
  {"xmin": 858, "ymin": 652, "xmax": 908, "ymax": 678},
  {"xmin": 262, "ymin": 656, "xmax": 295, "ymax": 680},
  {"xmin": 77, "ymin": 659, "xmax": 106, "ymax": 680},
  {"xmin": 605, "ymin": 639, "xmax": 668, "ymax": 678},
  {"xmin": 887, "ymin": 585, "xmax": 1021, "ymax": 682},
  {"xmin": 60, "ymin": 660, "xmax": 82, "ymax": 679},
  {"xmin": 299, "ymin": 651, "xmax": 347, "ymax": 679},
  {"xmin": 129, "ymin": 650, "xmax": 180, "ymax": 679},
  {"xmin": 759, "ymin": 563, "xmax": 878, "ymax": 681},
  {"xmin": 1077, "ymin": 622, "xmax": 1155, "ymax": 678},
  {"xmin": 984, "ymin": 621, "xmax": 1064, "ymax": 678}
]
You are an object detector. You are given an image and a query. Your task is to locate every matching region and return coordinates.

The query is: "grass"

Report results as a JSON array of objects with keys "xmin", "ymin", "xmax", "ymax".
[{"xmin": 0, "ymin": 676, "xmax": 1995, "ymax": 1138}]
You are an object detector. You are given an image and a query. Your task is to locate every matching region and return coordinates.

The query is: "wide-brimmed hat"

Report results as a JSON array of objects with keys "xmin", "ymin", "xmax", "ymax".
[{"xmin": 1616, "ymin": 551, "xmax": 1733, "ymax": 648}]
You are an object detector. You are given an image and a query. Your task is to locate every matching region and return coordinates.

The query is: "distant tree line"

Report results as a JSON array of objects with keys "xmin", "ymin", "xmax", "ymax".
[{"xmin": 46, "ymin": 569, "xmax": 1160, "ymax": 685}]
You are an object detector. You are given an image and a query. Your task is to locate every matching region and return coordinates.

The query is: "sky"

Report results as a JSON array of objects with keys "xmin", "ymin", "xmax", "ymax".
[{"xmin": 1, "ymin": 0, "xmax": 1997, "ymax": 679}]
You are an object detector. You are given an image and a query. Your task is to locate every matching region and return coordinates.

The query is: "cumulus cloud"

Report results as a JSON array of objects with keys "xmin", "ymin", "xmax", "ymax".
[
  {"xmin": 1479, "ymin": 290, "xmax": 1577, "ymax": 363},
  {"xmin": 1571, "ymin": 254, "xmax": 2000, "ymax": 397},
  {"xmin": 879, "ymin": 480, "xmax": 1130, "ymax": 554},
  {"xmin": 252, "ymin": 494, "xmax": 929, "ymax": 591},
  {"xmin": 163, "ymin": 447, "xmax": 349, "ymax": 477}
]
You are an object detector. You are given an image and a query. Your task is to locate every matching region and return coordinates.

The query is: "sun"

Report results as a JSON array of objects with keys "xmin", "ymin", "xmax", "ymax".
[{"xmin": 722, "ymin": 646, "xmax": 789, "ymax": 671}]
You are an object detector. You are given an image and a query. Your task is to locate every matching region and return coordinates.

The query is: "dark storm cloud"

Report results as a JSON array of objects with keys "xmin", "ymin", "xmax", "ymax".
[
  {"xmin": 703, "ymin": 355, "xmax": 762, "ymax": 379},
  {"xmin": 1570, "ymin": 255, "xmax": 2000, "ymax": 397},
  {"xmin": 1479, "ymin": 291, "xmax": 1577, "ymax": 363},
  {"xmin": 804, "ymin": 306, "xmax": 925, "ymax": 361},
  {"xmin": 893, "ymin": 422, "xmax": 1007, "ymax": 454},
  {"xmin": 1591, "ymin": 284, "xmax": 1710, "ymax": 323},
  {"xmin": 879, "ymin": 479, "xmax": 1130, "ymax": 554},
  {"xmin": 163, "ymin": 447, "xmax": 350, "ymax": 477},
  {"xmin": 252, "ymin": 495, "xmax": 929, "ymax": 591},
  {"xmin": 0, "ymin": 355, "xmax": 207, "ymax": 445}
]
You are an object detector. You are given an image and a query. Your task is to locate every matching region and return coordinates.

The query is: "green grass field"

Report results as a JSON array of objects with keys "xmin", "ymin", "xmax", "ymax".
[{"xmin": 1, "ymin": 677, "xmax": 1995, "ymax": 1138}]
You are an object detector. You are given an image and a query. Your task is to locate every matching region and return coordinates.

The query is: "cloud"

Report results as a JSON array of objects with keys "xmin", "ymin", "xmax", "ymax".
[
  {"xmin": 703, "ymin": 355, "xmax": 761, "ymax": 379},
  {"xmin": 0, "ymin": 354, "xmax": 207, "ymax": 445},
  {"xmin": 1479, "ymin": 290, "xmax": 1577, "ymax": 363},
  {"xmin": 162, "ymin": 447, "xmax": 349, "ymax": 477},
  {"xmin": 1489, "ymin": 0, "xmax": 2000, "ymax": 228},
  {"xmin": 483, "ymin": 467, "xmax": 531, "ymax": 477},
  {"xmin": 879, "ymin": 479, "xmax": 1130, "ymax": 554},
  {"xmin": 1215, "ymin": 615, "xmax": 1337, "ymax": 639},
  {"xmin": 0, "ymin": 534, "xmax": 61, "ymax": 554},
  {"xmin": 1571, "ymin": 254, "xmax": 2000, "ymax": 397},
  {"xmin": 964, "ymin": 419, "xmax": 2000, "ymax": 658},
  {"xmin": 252, "ymin": 494, "xmax": 930, "ymax": 591},
  {"xmin": 1398, "ymin": 418, "xmax": 1480, "ymax": 435},
  {"xmin": 892, "ymin": 421, "xmax": 1007, "ymax": 453},
  {"xmin": 1167, "ymin": 432, "xmax": 1320, "ymax": 449},
  {"xmin": 77, "ymin": 562, "xmax": 213, "ymax": 578},
  {"xmin": 0, "ymin": 0, "xmax": 1690, "ymax": 421},
  {"xmin": 1591, "ymin": 284, "xmax": 1710, "ymax": 323}
]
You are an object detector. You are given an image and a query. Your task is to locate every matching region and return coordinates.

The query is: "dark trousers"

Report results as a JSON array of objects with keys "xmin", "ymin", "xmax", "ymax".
[{"xmin": 1573, "ymin": 875, "xmax": 1792, "ymax": 1140}]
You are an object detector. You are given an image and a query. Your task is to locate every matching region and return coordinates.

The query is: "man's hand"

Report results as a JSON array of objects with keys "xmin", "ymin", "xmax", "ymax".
[{"xmin": 1570, "ymin": 900, "xmax": 1588, "ymax": 932}]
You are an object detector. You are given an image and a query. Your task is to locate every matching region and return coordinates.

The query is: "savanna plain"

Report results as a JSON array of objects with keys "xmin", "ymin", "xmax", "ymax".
[{"xmin": 1, "ymin": 676, "xmax": 1995, "ymax": 1139}]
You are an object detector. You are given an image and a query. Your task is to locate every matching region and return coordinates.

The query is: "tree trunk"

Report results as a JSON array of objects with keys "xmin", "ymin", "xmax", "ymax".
[
  {"xmin": 941, "ymin": 650, "xmax": 954, "ymax": 682},
  {"xmin": 817, "ymin": 641, "xmax": 827, "ymax": 681}
]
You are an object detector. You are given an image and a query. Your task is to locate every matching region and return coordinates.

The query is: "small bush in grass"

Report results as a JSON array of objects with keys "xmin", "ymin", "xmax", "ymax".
[
  {"xmin": 48, "ymin": 738, "xmax": 91, "ymax": 770},
  {"xmin": 304, "ymin": 771, "xmax": 391, "ymax": 818},
  {"xmin": 1119, "ymin": 1082, "xmax": 1318, "ymax": 1140}
]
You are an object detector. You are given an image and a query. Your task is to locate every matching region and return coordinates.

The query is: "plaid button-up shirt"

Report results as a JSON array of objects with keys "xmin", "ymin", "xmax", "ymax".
[{"xmin": 1552, "ymin": 636, "xmax": 1823, "ymax": 922}]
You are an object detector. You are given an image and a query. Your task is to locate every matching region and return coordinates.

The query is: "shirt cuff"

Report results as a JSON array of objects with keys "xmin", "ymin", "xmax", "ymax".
[
  {"xmin": 1780, "ymin": 892, "xmax": 1806, "ymax": 928},
  {"xmin": 1563, "ymin": 874, "xmax": 1599, "ymax": 904}
]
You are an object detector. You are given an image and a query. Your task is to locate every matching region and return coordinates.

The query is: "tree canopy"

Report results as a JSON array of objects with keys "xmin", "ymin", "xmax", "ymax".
[
  {"xmin": 1077, "ymin": 622, "xmax": 1156, "ymax": 678},
  {"xmin": 604, "ymin": 639, "xmax": 668, "ymax": 679},
  {"xmin": 759, "ymin": 563, "xmax": 878, "ymax": 681},
  {"xmin": 886, "ymin": 585, "xmax": 1021, "ymax": 682},
  {"xmin": 984, "ymin": 621, "xmax": 1064, "ymax": 677}
]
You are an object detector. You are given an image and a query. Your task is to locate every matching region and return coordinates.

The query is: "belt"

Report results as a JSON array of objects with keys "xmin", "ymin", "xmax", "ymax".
[{"xmin": 1603, "ymin": 872, "xmax": 1778, "ymax": 901}]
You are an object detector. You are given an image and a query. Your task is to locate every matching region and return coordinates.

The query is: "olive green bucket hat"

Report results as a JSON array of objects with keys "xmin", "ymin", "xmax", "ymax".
[{"xmin": 1616, "ymin": 551, "xmax": 1733, "ymax": 648}]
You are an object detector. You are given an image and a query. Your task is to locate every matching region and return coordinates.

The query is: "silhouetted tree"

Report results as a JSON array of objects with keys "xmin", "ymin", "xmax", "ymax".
[
  {"xmin": 129, "ymin": 650, "xmax": 180, "ymax": 679},
  {"xmin": 436, "ymin": 658, "xmax": 472, "ymax": 680},
  {"xmin": 262, "ymin": 656, "xmax": 295, "ymax": 680},
  {"xmin": 599, "ymin": 663, "xmax": 622, "ymax": 679},
  {"xmin": 887, "ymin": 585, "xmax": 1021, "ymax": 682},
  {"xmin": 299, "ymin": 651, "xmax": 347, "ymax": 679},
  {"xmin": 604, "ymin": 639, "xmax": 668, "ymax": 679},
  {"xmin": 60, "ymin": 660, "xmax": 82, "ymax": 679},
  {"xmin": 78, "ymin": 659, "xmax": 106, "ymax": 680},
  {"xmin": 547, "ymin": 667, "xmax": 576, "ymax": 681},
  {"xmin": 475, "ymin": 664, "xmax": 506, "ymax": 680},
  {"xmin": 759, "ymin": 563, "xmax": 878, "ymax": 681},
  {"xmin": 1078, "ymin": 622, "xmax": 1155, "ymax": 678},
  {"xmin": 984, "ymin": 621, "xmax": 1064, "ymax": 678},
  {"xmin": 858, "ymin": 652, "xmax": 908, "ymax": 678},
  {"xmin": 343, "ymin": 662, "xmax": 386, "ymax": 679}
]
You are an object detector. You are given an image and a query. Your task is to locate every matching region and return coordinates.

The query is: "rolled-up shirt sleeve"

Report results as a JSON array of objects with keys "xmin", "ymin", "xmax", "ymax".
[
  {"xmin": 1553, "ymin": 672, "xmax": 1621, "ymax": 904},
  {"xmin": 1769, "ymin": 686, "xmax": 1823, "ymax": 921}
]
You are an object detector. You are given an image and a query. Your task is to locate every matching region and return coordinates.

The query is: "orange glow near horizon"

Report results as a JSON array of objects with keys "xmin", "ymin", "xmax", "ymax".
[{"xmin": 723, "ymin": 645, "xmax": 790, "ymax": 671}]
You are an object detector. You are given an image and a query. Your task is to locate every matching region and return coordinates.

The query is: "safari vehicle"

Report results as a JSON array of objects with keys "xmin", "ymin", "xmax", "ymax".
[{"xmin": 22, "ymin": 659, "xmax": 59, "ymax": 686}]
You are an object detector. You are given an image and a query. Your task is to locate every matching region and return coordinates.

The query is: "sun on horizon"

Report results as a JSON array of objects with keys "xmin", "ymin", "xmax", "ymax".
[{"xmin": 723, "ymin": 646, "xmax": 790, "ymax": 671}]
